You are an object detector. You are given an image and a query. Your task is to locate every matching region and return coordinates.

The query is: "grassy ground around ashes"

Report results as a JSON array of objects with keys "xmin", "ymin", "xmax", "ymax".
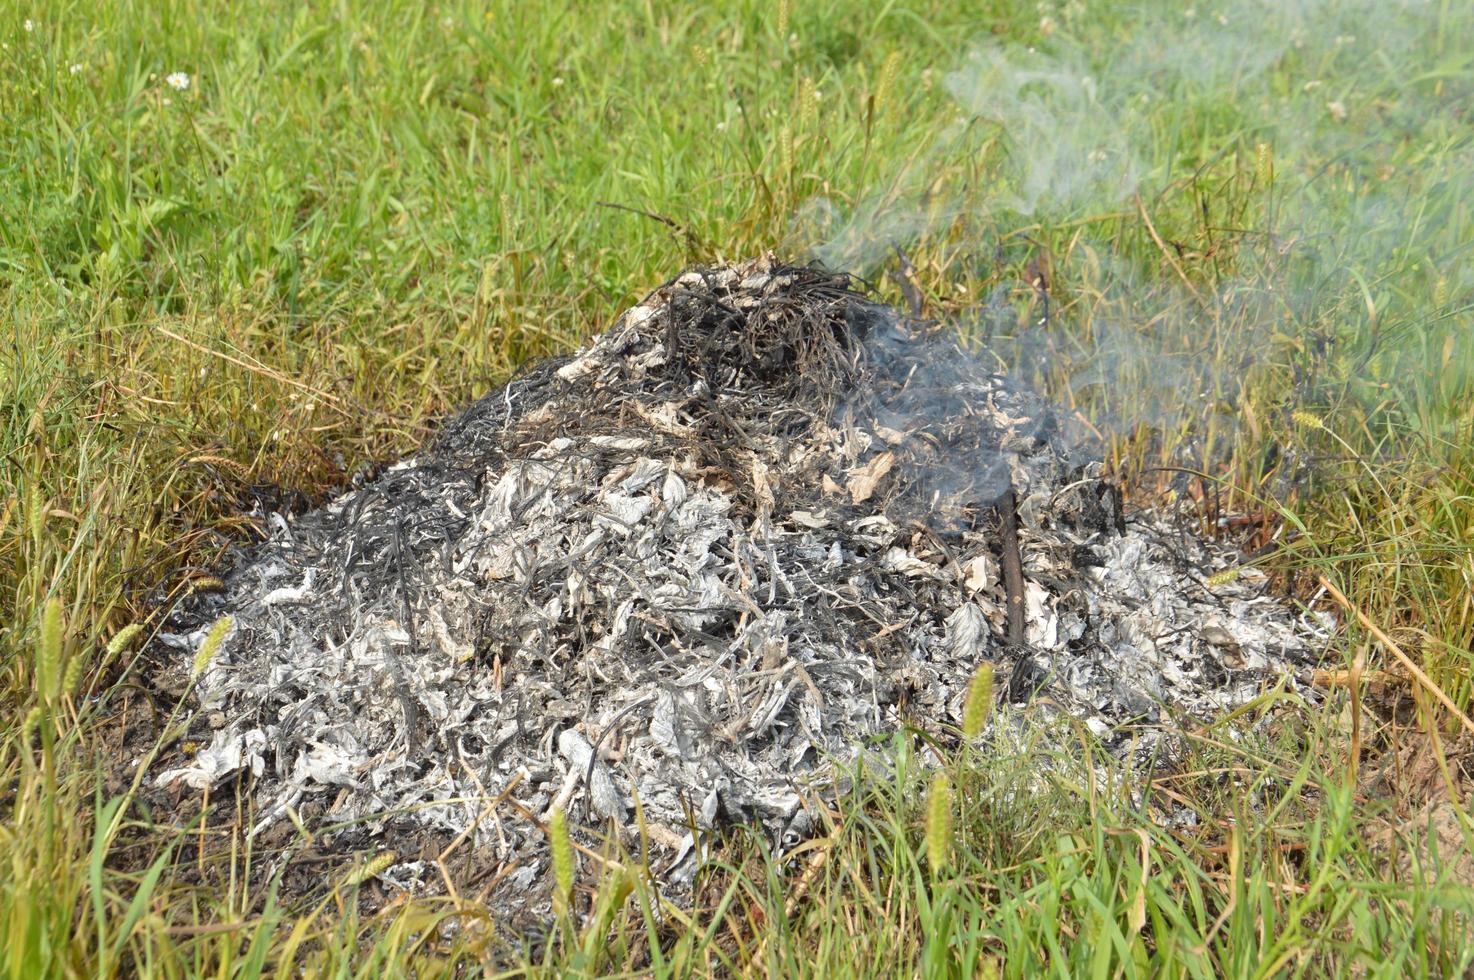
[{"xmin": 2, "ymin": 0, "xmax": 1473, "ymax": 974}]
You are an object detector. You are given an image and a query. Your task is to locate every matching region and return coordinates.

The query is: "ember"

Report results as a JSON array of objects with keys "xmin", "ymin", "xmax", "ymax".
[{"xmin": 151, "ymin": 257, "xmax": 1329, "ymax": 913}]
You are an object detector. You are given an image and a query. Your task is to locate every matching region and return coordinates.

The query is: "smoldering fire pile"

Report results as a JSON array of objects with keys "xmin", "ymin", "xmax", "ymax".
[{"xmin": 149, "ymin": 257, "xmax": 1328, "ymax": 912}]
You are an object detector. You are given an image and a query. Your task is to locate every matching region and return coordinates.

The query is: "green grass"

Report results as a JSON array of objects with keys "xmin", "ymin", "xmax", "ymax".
[{"xmin": 3, "ymin": 0, "xmax": 1473, "ymax": 974}]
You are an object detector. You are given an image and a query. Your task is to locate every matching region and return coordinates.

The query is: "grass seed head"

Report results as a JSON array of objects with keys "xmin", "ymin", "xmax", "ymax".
[
  {"xmin": 37, "ymin": 597, "xmax": 65, "ymax": 705},
  {"xmin": 1293, "ymin": 410, "xmax": 1326, "ymax": 431},
  {"xmin": 342, "ymin": 850, "xmax": 397, "ymax": 887},
  {"xmin": 1255, "ymin": 141, "xmax": 1274, "ymax": 187},
  {"xmin": 962, "ymin": 661, "xmax": 995, "ymax": 738},
  {"xmin": 550, "ymin": 808, "xmax": 575, "ymax": 912},
  {"xmin": 875, "ymin": 50, "xmax": 903, "ymax": 113},
  {"xmin": 799, "ymin": 76, "xmax": 819, "ymax": 131},
  {"xmin": 192, "ymin": 616, "xmax": 233, "ymax": 679},
  {"xmin": 29, "ymin": 484, "xmax": 45, "ymax": 550},
  {"xmin": 61, "ymin": 649, "xmax": 86, "ymax": 699},
  {"xmin": 925, "ymin": 772, "xmax": 953, "ymax": 872},
  {"xmin": 106, "ymin": 623, "xmax": 145, "ymax": 658},
  {"xmin": 187, "ymin": 575, "xmax": 225, "ymax": 594}
]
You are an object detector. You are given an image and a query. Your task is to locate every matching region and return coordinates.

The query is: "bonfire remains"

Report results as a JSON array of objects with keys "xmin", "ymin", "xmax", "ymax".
[{"xmin": 151, "ymin": 258, "xmax": 1327, "ymax": 912}]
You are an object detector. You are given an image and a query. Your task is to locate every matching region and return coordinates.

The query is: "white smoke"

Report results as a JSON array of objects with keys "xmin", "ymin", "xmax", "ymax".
[{"xmin": 796, "ymin": 0, "xmax": 1472, "ymax": 451}]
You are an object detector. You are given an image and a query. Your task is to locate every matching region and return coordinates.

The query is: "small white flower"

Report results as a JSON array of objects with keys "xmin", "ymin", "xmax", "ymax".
[
  {"xmin": 166, "ymin": 71, "xmax": 191, "ymax": 91},
  {"xmin": 1327, "ymin": 100, "xmax": 1347, "ymax": 121},
  {"xmin": 69, "ymin": 63, "xmax": 82, "ymax": 75},
  {"xmin": 715, "ymin": 121, "xmax": 727, "ymax": 132},
  {"xmin": 551, "ymin": 76, "xmax": 564, "ymax": 87},
  {"xmin": 24, "ymin": 18, "xmax": 34, "ymax": 32}
]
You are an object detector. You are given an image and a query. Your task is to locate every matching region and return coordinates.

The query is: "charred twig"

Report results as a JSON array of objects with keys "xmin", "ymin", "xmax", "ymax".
[
  {"xmin": 997, "ymin": 487, "xmax": 1027, "ymax": 647},
  {"xmin": 390, "ymin": 516, "xmax": 425, "ymax": 756}
]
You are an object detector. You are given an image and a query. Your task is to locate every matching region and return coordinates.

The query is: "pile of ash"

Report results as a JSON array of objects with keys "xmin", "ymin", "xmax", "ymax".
[{"xmin": 149, "ymin": 257, "xmax": 1328, "ymax": 910}]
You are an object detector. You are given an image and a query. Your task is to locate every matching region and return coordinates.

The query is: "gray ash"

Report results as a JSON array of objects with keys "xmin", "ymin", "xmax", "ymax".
[{"xmin": 149, "ymin": 257, "xmax": 1329, "ymax": 914}]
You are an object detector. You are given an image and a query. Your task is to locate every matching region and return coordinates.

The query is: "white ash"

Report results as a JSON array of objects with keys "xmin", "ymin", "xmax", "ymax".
[{"xmin": 151, "ymin": 258, "xmax": 1327, "ymax": 909}]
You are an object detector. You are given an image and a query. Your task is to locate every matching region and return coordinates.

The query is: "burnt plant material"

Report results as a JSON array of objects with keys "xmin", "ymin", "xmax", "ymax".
[
  {"xmin": 149, "ymin": 257, "xmax": 1328, "ymax": 916},
  {"xmin": 997, "ymin": 487, "xmax": 1027, "ymax": 647}
]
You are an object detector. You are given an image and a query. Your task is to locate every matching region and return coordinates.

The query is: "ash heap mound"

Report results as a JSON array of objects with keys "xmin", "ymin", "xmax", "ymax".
[{"xmin": 153, "ymin": 258, "xmax": 1326, "ymax": 900}]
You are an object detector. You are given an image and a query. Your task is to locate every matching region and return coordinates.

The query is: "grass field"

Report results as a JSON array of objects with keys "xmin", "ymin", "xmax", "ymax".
[{"xmin": 3, "ymin": 0, "xmax": 1473, "ymax": 974}]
